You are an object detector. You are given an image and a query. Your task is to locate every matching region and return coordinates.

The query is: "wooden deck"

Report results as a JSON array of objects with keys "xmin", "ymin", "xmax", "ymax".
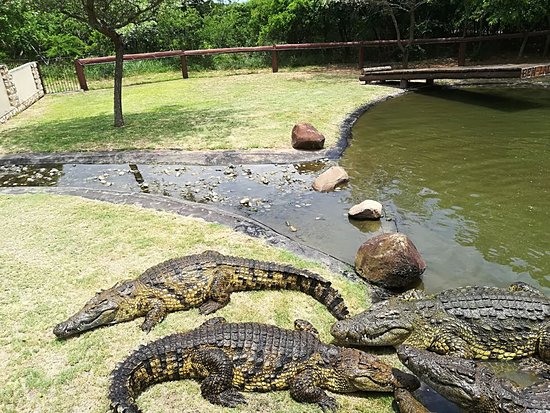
[{"xmin": 360, "ymin": 63, "xmax": 550, "ymax": 88}]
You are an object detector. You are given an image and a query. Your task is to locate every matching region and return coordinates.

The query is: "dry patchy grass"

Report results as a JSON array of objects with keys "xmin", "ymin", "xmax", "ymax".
[{"xmin": 0, "ymin": 194, "xmax": 395, "ymax": 413}]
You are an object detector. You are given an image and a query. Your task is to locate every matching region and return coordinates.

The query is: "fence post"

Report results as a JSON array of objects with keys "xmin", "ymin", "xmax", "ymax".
[
  {"xmin": 271, "ymin": 46, "xmax": 279, "ymax": 73},
  {"xmin": 74, "ymin": 60, "xmax": 88, "ymax": 91},
  {"xmin": 358, "ymin": 45, "xmax": 366, "ymax": 68},
  {"xmin": 458, "ymin": 42, "xmax": 466, "ymax": 66},
  {"xmin": 180, "ymin": 53, "xmax": 189, "ymax": 79}
]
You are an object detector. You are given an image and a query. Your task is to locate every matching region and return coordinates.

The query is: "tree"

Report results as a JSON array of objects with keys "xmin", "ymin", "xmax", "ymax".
[
  {"xmin": 326, "ymin": 0, "xmax": 432, "ymax": 67},
  {"xmin": 465, "ymin": 0, "xmax": 550, "ymax": 58},
  {"xmin": 37, "ymin": 0, "xmax": 165, "ymax": 127}
]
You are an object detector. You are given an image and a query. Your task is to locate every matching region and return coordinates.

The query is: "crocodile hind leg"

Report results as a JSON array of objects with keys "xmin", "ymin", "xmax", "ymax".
[
  {"xmin": 428, "ymin": 325, "xmax": 475, "ymax": 359},
  {"xmin": 290, "ymin": 368, "xmax": 338, "ymax": 412},
  {"xmin": 538, "ymin": 323, "xmax": 550, "ymax": 363},
  {"xmin": 192, "ymin": 348, "xmax": 247, "ymax": 408},
  {"xmin": 199, "ymin": 271, "xmax": 232, "ymax": 315}
]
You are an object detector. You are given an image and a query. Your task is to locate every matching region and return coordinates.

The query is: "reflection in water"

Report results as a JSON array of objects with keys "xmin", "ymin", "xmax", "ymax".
[{"xmin": 341, "ymin": 86, "xmax": 550, "ymax": 294}]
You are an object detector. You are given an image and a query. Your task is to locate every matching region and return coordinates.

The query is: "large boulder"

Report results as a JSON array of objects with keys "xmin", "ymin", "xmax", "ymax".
[
  {"xmin": 348, "ymin": 200, "xmax": 383, "ymax": 220},
  {"xmin": 312, "ymin": 166, "xmax": 349, "ymax": 192},
  {"xmin": 355, "ymin": 233, "xmax": 426, "ymax": 289},
  {"xmin": 291, "ymin": 123, "xmax": 325, "ymax": 150}
]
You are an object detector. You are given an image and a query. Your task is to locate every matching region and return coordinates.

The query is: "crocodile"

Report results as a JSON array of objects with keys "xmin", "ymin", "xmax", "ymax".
[
  {"xmin": 109, "ymin": 317, "xmax": 420, "ymax": 412},
  {"xmin": 397, "ymin": 344, "xmax": 550, "ymax": 413},
  {"xmin": 393, "ymin": 388, "xmax": 432, "ymax": 413},
  {"xmin": 331, "ymin": 283, "xmax": 550, "ymax": 362},
  {"xmin": 54, "ymin": 250, "xmax": 349, "ymax": 338}
]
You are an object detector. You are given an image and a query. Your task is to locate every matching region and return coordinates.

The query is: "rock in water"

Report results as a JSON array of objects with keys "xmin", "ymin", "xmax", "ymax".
[
  {"xmin": 355, "ymin": 233, "xmax": 426, "ymax": 289},
  {"xmin": 349, "ymin": 200, "xmax": 383, "ymax": 220},
  {"xmin": 312, "ymin": 166, "xmax": 349, "ymax": 192}
]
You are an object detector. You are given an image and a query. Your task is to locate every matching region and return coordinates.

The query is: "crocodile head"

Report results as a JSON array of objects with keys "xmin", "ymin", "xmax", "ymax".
[
  {"xmin": 397, "ymin": 345, "xmax": 489, "ymax": 409},
  {"xmin": 330, "ymin": 300, "xmax": 415, "ymax": 346},
  {"xmin": 54, "ymin": 280, "xmax": 143, "ymax": 339},
  {"xmin": 328, "ymin": 346, "xmax": 420, "ymax": 393}
]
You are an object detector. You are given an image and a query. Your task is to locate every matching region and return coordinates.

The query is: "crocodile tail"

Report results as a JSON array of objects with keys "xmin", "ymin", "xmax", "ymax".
[
  {"xmin": 292, "ymin": 267, "xmax": 350, "ymax": 320},
  {"xmin": 221, "ymin": 255, "xmax": 349, "ymax": 320},
  {"xmin": 109, "ymin": 335, "xmax": 182, "ymax": 413}
]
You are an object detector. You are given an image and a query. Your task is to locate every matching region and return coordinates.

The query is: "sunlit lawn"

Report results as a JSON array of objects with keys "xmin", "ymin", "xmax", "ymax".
[
  {"xmin": 0, "ymin": 193, "xmax": 399, "ymax": 413},
  {"xmin": 0, "ymin": 69, "xmax": 396, "ymax": 154}
]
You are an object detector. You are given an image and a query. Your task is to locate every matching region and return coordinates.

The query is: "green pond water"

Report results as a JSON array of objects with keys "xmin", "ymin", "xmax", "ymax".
[{"xmin": 341, "ymin": 85, "xmax": 550, "ymax": 294}]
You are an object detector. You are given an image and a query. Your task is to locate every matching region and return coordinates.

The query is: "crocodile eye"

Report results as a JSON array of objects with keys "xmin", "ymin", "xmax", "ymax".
[{"xmin": 117, "ymin": 282, "xmax": 135, "ymax": 296}]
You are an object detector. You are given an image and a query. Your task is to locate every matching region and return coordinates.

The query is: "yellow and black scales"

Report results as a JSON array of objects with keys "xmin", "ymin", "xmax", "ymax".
[
  {"xmin": 331, "ymin": 283, "xmax": 550, "ymax": 362},
  {"xmin": 53, "ymin": 250, "xmax": 350, "ymax": 338},
  {"xmin": 109, "ymin": 318, "xmax": 420, "ymax": 413}
]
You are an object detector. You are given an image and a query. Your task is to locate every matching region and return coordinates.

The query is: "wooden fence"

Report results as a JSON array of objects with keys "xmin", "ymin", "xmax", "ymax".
[{"xmin": 74, "ymin": 30, "xmax": 550, "ymax": 91}]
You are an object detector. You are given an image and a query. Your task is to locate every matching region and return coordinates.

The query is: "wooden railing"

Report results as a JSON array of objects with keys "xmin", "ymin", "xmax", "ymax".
[{"xmin": 74, "ymin": 30, "xmax": 550, "ymax": 91}]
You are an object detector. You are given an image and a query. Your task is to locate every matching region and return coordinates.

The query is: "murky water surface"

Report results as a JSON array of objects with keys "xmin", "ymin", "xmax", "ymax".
[{"xmin": 341, "ymin": 86, "xmax": 550, "ymax": 294}]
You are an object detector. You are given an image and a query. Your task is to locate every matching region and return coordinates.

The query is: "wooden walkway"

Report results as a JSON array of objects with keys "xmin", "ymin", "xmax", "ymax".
[{"xmin": 360, "ymin": 63, "xmax": 550, "ymax": 88}]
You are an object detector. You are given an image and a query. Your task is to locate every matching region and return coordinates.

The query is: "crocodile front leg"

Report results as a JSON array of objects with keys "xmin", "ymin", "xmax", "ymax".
[
  {"xmin": 191, "ymin": 348, "xmax": 247, "ymax": 408},
  {"xmin": 140, "ymin": 300, "xmax": 167, "ymax": 333},
  {"xmin": 290, "ymin": 368, "xmax": 338, "ymax": 412}
]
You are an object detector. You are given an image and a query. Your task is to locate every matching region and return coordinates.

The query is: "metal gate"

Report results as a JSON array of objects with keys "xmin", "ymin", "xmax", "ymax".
[{"xmin": 38, "ymin": 58, "xmax": 80, "ymax": 93}]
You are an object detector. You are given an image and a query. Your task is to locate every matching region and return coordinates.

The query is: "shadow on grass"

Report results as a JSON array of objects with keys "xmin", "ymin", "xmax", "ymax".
[{"xmin": 1, "ymin": 105, "xmax": 248, "ymax": 152}]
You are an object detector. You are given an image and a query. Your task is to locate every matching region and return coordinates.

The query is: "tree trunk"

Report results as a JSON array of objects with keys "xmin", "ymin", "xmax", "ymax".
[
  {"xmin": 388, "ymin": 7, "xmax": 406, "ymax": 68},
  {"xmin": 113, "ymin": 35, "xmax": 125, "ymax": 128},
  {"xmin": 404, "ymin": 7, "xmax": 416, "ymax": 69},
  {"xmin": 518, "ymin": 32, "xmax": 529, "ymax": 60},
  {"xmin": 544, "ymin": 16, "xmax": 550, "ymax": 57}
]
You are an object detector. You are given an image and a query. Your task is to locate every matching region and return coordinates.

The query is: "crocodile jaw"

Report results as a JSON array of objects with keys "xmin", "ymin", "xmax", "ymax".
[
  {"xmin": 397, "ymin": 345, "xmax": 478, "ymax": 405},
  {"xmin": 53, "ymin": 280, "xmax": 141, "ymax": 339},
  {"xmin": 53, "ymin": 300, "xmax": 118, "ymax": 338},
  {"xmin": 330, "ymin": 313, "xmax": 413, "ymax": 346},
  {"xmin": 336, "ymin": 347, "xmax": 420, "ymax": 392}
]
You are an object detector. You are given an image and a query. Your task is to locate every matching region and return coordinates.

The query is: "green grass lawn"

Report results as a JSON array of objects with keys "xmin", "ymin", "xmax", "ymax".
[
  {"xmin": 0, "ymin": 69, "xmax": 396, "ymax": 154},
  {"xmin": 0, "ymin": 193, "xmax": 399, "ymax": 413}
]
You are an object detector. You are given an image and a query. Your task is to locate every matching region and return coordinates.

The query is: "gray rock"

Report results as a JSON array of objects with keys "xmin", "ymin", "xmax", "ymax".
[
  {"xmin": 348, "ymin": 200, "xmax": 383, "ymax": 220},
  {"xmin": 312, "ymin": 166, "xmax": 349, "ymax": 192}
]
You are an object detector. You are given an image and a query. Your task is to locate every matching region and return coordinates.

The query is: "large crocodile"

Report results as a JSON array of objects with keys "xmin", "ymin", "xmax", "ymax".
[
  {"xmin": 109, "ymin": 317, "xmax": 420, "ymax": 412},
  {"xmin": 396, "ymin": 345, "xmax": 550, "ymax": 413},
  {"xmin": 331, "ymin": 284, "xmax": 550, "ymax": 362},
  {"xmin": 54, "ymin": 250, "xmax": 349, "ymax": 338}
]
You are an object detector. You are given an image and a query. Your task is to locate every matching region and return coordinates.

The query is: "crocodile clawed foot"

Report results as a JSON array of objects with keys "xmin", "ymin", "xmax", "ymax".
[
  {"xmin": 318, "ymin": 395, "xmax": 338, "ymax": 413},
  {"xmin": 140, "ymin": 320, "xmax": 155, "ymax": 333},
  {"xmin": 199, "ymin": 300, "xmax": 225, "ymax": 315},
  {"xmin": 216, "ymin": 389, "xmax": 247, "ymax": 407}
]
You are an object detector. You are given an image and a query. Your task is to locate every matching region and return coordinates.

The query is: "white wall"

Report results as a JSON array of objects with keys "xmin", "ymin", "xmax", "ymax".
[
  {"xmin": 0, "ymin": 62, "xmax": 44, "ymax": 123},
  {"xmin": 11, "ymin": 63, "xmax": 38, "ymax": 102}
]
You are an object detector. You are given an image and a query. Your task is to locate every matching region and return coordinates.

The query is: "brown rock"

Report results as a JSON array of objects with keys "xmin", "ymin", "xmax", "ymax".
[
  {"xmin": 291, "ymin": 123, "xmax": 325, "ymax": 150},
  {"xmin": 355, "ymin": 233, "xmax": 426, "ymax": 289},
  {"xmin": 312, "ymin": 166, "xmax": 349, "ymax": 192},
  {"xmin": 348, "ymin": 200, "xmax": 383, "ymax": 220}
]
